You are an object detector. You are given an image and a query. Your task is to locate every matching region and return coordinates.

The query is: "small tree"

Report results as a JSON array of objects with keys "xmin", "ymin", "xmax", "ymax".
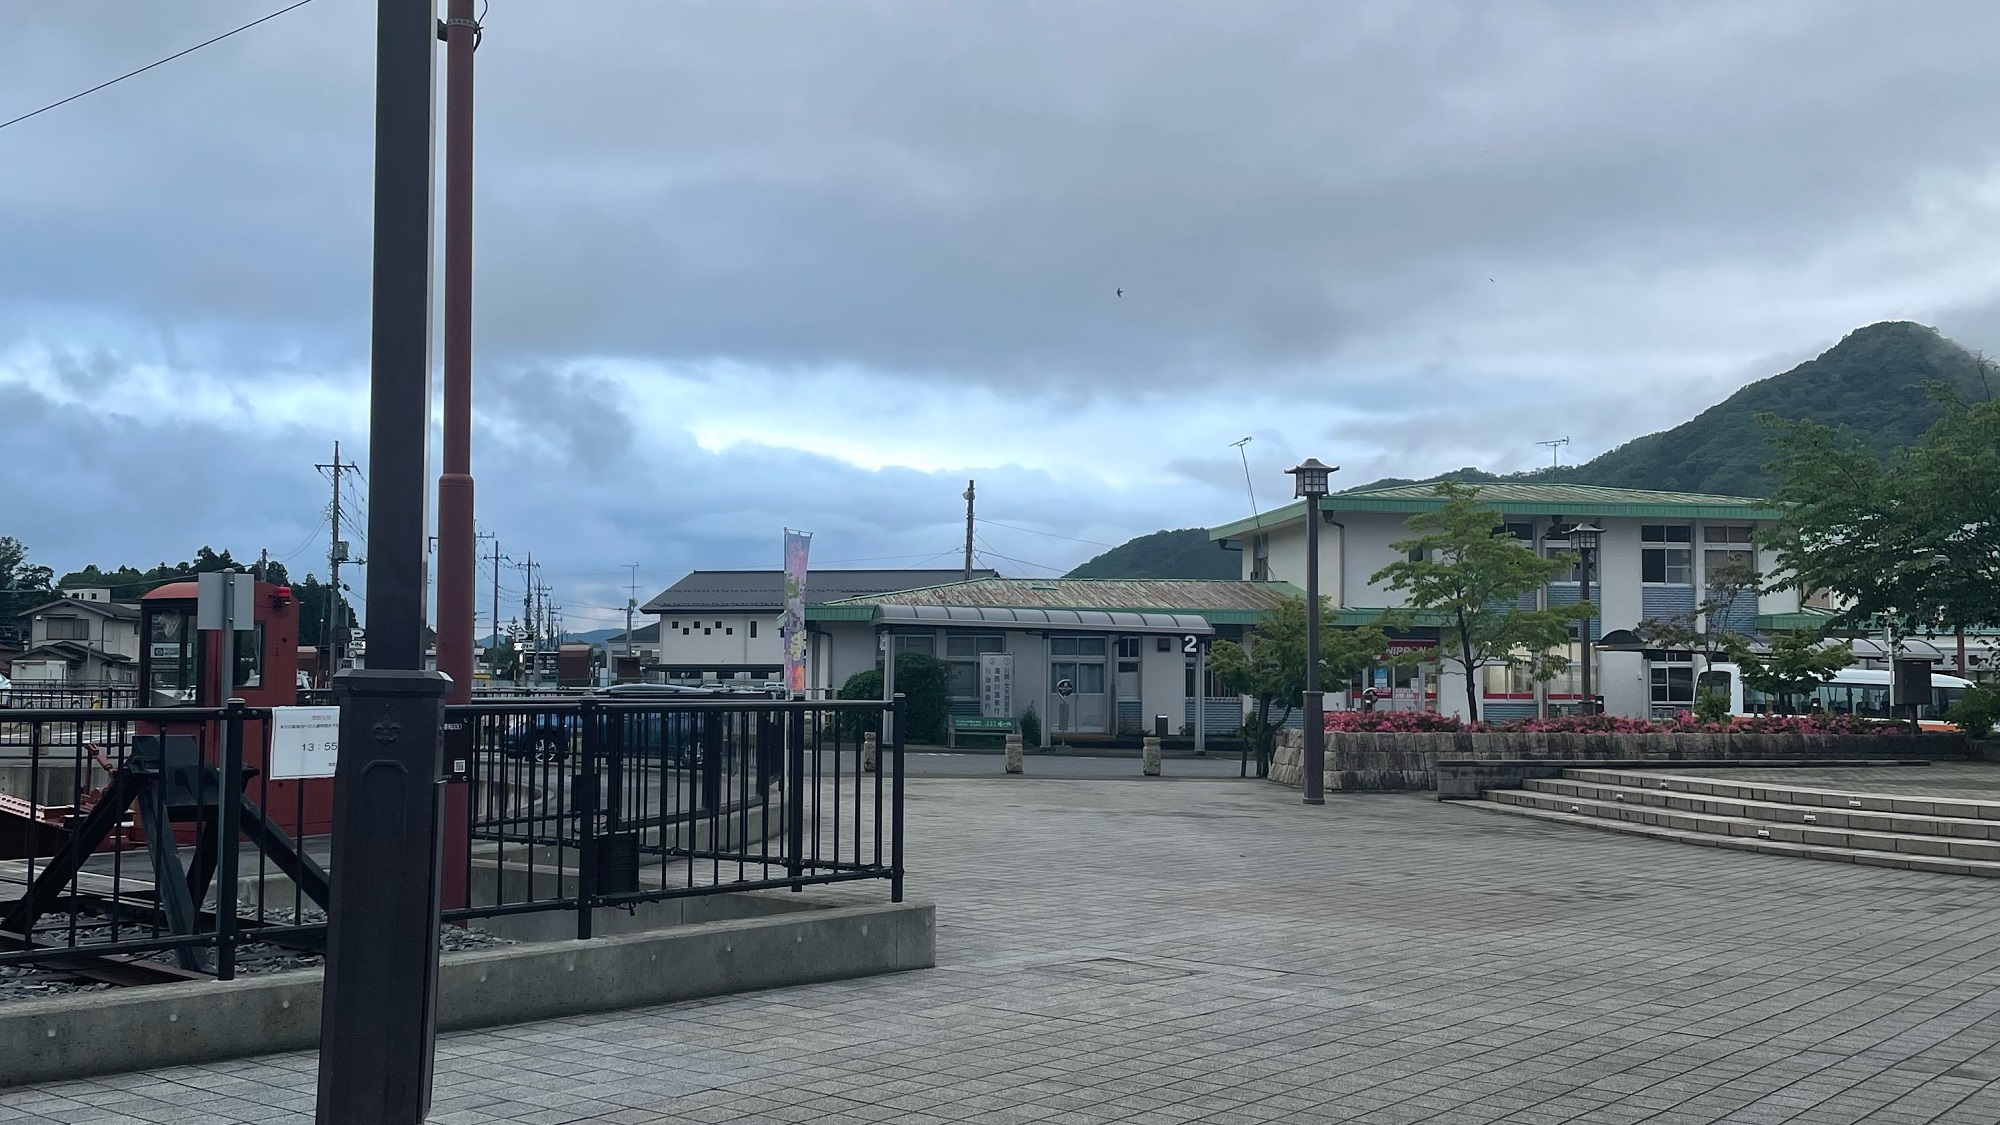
[
  {"xmin": 1207, "ymin": 596, "xmax": 1387, "ymax": 775},
  {"xmin": 1722, "ymin": 630, "xmax": 1854, "ymax": 714},
  {"xmin": 837, "ymin": 653, "xmax": 953, "ymax": 743},
  {"xmin": 1369, "ymin": 483, "xmax": 1590, "ymax": 720}
]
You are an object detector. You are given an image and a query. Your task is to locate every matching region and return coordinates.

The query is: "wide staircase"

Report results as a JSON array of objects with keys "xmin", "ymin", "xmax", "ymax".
[{"xmin": 1466, "ymin": 767, "xmax": 2000, "ymax": 878}]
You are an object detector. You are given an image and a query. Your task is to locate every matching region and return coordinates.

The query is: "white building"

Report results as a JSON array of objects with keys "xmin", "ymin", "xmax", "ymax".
[
  {"xmin": 640, "ymin": 569, "xmax": 997, "ymax": 684},
  {"xmin": 1209, "ymin": 483, "xmax": 1802, "ymax": 720},
  {"xmin": 9, "ymin": 590, "xmax": 142, "ymax": 684}
]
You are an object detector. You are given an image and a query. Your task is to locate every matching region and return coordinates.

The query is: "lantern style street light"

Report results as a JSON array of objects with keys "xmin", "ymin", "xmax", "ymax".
[
  {"xmin": 1285, "ymin": 458, "xmax": 1336, "ymax": 805},
  {"xmin": 1568, "ymin": 523, "xmax": 1603, "ymax": 715}
]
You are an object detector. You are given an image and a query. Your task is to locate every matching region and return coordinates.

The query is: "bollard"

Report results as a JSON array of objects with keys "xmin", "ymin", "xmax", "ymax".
[
  {"xmin": 1142, "ymin": 736, "xmax": 1162, "ymax": 776},
  {"xmin": 1004, "ymin": 734, "xmax": 1024, "ymax": 774},
  {"xmin": 863, "ymin": 732, "xmax": 878, "ymax": 774}
]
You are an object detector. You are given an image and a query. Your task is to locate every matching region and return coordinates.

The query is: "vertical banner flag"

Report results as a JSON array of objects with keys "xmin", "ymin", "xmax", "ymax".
[{"xmin": 783, "ymin": 529, "xmax": 812, "ymax": 696}]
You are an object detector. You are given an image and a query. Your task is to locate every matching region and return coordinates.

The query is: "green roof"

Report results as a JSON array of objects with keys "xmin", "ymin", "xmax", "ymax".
[
  {"xmin": 807, "ymin": 577, "xmax": 1305, "ymax": 625},
  {"xmin": 1211, "ymin": 483, "xmax": 1783, "ymax": 540}
]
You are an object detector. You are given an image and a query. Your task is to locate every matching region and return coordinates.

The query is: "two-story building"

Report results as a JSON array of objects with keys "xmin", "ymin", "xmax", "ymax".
[
  {"xmin": 8, "ymin": 588, "xmax": 143, "ymax": 684},
  {"xmin": 1209, "ymin": 483, "xmax": 1799, "ymax": 720},
  {"xmin": 640, "ymin": 569, "xmax": 998, "ymax": 684}
]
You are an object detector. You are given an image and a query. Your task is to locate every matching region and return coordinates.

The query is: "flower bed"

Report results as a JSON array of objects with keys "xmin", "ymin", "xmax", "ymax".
[{"xmin": 1325, "ymin": 709, "xmax": 1901, "ymax": 736}]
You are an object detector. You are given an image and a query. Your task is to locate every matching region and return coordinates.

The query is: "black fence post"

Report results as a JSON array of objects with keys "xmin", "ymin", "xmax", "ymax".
[
  {"xmin": 215, "ymin": 698, "xmax": 246, "ymax": 981},
  {"xmin": 891, "ymin": 693, "xmax": 906, "ymax": 904},
  {"xmin": 786, "ymin": 706, "xmax": 806, "ymax": 889},
  {"xmin": 575, "ymin": 700, "xmax": 599, "ymax": 941},
  {"xmin": 701, "ymin": 713, "xmax": 724, "ymax": 813}
]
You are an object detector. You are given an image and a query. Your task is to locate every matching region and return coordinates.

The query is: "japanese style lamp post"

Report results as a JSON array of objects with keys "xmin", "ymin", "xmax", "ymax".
[
  {"xmin": 1287, "ymin": 458, "xmax": 1336, "ymax": 805},
  {"xmin": 1569, "ymin": 523, "xmax": 1603, "ymax": 715}
]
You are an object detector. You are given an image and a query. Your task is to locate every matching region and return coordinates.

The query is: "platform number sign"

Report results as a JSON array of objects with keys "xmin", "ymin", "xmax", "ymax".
[
  {"xmin": 270, "ymin": 706, "xmax": 340, "ymax": 779},
  {"xmin": 1182, "ymin": 635, "xmax": 1199, "ymax": 654}
]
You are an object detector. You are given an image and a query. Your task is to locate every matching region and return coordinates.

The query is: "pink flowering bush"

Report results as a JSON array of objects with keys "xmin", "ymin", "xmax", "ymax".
[{"xmin": 1325, "ymin": 709, "xmax": 1905, "ymax": 735}]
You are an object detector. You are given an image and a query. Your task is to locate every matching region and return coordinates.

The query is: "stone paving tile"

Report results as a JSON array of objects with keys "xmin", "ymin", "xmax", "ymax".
[{"xmin": 7, "ymin": 780, "xmax": 2000, "ymax": 1123}]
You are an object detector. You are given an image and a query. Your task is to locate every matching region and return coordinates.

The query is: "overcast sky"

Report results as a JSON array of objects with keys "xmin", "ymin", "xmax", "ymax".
[{"xmin": 7, "ymin": 1, "xmax": 2000, "ymax": 630}]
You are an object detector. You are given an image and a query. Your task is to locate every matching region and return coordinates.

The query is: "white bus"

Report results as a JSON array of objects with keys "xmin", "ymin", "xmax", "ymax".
[{"xmin": 1695, "ymin": 663, "xmax": 1971, "ymax": 725}]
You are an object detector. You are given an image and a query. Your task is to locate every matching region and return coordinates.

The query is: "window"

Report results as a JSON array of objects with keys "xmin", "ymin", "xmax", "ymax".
[
  {"xmin": 1703, "ymin": 525, "xmax": 1756, "ymax": 584},
  {"xmin": 945, "ymin": 634, "xmax": 1005, "ymax": 697},
  {"xmin": 1250, "ymin": 534, "xmax": 1270, "ymax": 582},
  {"xmin": 1650, "ymin": 653, "xmax": 1694, "ymax": 708},
  {"xmin": 1641, "ymin": 525, "xmax": 1692, "ymax": 583},
  {"xmin": 1544, "ymin": 546, "xmax": 1580, "ymax": 583},
  {"xmin": 1047, "ymin": 636, "xmax": 1106, "ymax": 657},
  {"xmin": 1116, "ymin": 637, "xmax": 1142, "ymax": 659},
  {"xmin": 1407, "ymin": 544, "xmax": 1426, "ymax": 563},
  {"xmin": 1505, "ymin": 521, "xmax": 1535, "ymax": 542},
  {"xmin": 44, "ymin": 616, "xmax": 89, "ymax": 641},
  {"xmin": 725, "ymin": 626, "xmax": 733, "ymax": 635},
  {"xmin": 749, "ymin": 620, "xmax": 758, "ymax": 639},
  {"xmin": 891, "ymin": 634, "xmax": 935, "ymax": 658}
]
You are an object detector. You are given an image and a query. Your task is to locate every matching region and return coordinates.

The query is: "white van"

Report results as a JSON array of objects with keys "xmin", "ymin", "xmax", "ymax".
[{"xmin": 1695, "ymin": 663, "xmax": 1971, "ymax": 725}]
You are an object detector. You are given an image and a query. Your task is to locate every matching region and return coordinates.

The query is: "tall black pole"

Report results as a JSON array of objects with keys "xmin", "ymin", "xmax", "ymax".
[
  {"xmin": 1580, "ymin": 544, "xmax": 1594, "ymax": 715},
  {"xmin": 1302, "ymin": 503, "xmax": 1325, "ymax": 805},
  {"xmin": 318, "ymin": 3, "xmax": 449, "ymax": 1122}
]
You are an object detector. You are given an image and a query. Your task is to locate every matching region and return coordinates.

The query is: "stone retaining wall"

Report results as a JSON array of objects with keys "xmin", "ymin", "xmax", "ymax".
[{"xmin": 1268, "ymin": 727, "xmax": 1976, "ymax": 793}]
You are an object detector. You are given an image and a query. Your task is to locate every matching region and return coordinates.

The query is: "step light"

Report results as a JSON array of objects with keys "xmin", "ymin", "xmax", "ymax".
[
  {"xmin": 1803, "ymin": 814, "xmax": 1817, "ymax": 823},
  {"xmin": 1756, "ymin": 829, "xmax": 1772, "ymax": 838},
  {"xmin": 1570, "ymin": 806, "xmax": 1581, "ymax": 813},
  {"xmin": 1614, "ymin": 794, "xmax": 1625, "ymax": 802},
  {"xmin": 1660, "ymin": 782, "xmax": 1671, "ymax": 789},
  {"xmin": 1849, "ymin": 800, "xmax": 1863, "ymax": 807}
]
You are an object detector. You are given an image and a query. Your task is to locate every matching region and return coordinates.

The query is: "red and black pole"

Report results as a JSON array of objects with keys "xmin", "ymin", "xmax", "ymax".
[{"xmin": 433, "ymin": 0, "xmax": 479, "ymax": 915}]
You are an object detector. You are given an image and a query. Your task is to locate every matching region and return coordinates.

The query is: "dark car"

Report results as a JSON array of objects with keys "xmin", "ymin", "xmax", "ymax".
[{"xmin": 502, "ymin": 682, "xmax": 781, "ymax": 765}]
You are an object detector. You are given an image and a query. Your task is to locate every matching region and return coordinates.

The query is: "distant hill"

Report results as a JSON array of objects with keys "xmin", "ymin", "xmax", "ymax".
[
  {"xmin": 1353, "ymin": 321, "xmax": 1993, "ymax": 497},
  {"xmin": 1066, "ymin": 529, "xmax": 1241, "ymax": 580},
  {"xmin": 1085, "ymin": 322, "xmax": 1994, "ymax": 580}
]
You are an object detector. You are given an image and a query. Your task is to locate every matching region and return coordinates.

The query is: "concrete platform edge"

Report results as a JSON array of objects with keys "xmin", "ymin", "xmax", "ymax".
[{"xmin": 0, "ymin": 900, "xmax": 935, "ymax": 1088}]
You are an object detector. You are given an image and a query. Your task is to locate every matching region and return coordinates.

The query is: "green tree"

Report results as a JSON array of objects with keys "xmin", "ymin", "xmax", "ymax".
[
  {"xmin": 1722, "ymin": 629, "xmax": 1855, "ymax": 714},
  {"xmin": 1762, "ymin": 393, "xmax": 2000, "ymax": 640},
  {"xmin": 837, "ymin": 653, "xmax": 953, "ymax": 743},
  {"xmin": 1207, "ymin": 596, "xmax": 1388, "ymax": 774},
  {"xmin": 0, "ymin": 537, "xmax": 56, "ymax": 643},
  {"xmin": 1368, "ymin": 482, "xmax": 1590, "ymax": 720}
]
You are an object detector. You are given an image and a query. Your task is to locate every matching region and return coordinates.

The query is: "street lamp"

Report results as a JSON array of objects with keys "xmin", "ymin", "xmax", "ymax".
[
  {"xmin": 1286, "ymin": 458, "xmax": 1337, "ymax": 805},
  {"xmin": 1568, "ymin": 523, "xmax": 1602, "ymax": 715}
]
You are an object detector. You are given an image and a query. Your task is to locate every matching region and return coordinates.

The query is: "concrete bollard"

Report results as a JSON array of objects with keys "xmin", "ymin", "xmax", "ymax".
[
  {"xmin": 1142, "ymin": 736, "xmax": 1162, "ymax": 776},
  {"xmin": 863, "ymin": 733, "xmax": 878, "ymax": 773},
  {"xmin": 1004, "ymin": 735, "xmax": 1024, "ymax": 774}
]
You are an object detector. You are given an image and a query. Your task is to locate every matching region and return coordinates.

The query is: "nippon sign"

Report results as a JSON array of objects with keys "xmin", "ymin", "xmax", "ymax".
[{"xmin": 979, "ymin": 653, "xmax": 1014, "ymax": 718}]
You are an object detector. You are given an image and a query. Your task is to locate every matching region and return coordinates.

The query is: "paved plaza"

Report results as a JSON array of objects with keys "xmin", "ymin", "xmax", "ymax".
[{"xmin": 6, "ymin": 773, "xmax": 2000, "ymax": 1124}]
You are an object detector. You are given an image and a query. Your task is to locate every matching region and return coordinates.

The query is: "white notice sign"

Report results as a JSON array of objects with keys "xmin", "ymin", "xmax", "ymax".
[
  {"xmin": 980, "ymin": 653, "xmax": 1014, "ymax": 718},
  {"xmin": 270, "ymin": 706, "xmax": 340, "ymax": 779}
]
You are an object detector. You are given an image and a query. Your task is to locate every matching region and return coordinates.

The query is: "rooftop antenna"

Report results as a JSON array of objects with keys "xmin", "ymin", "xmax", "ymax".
[
  {"xmin": 1536, "ymin": 436, "xmax": 1571, "ymax": 469},
  {"xmin": 1230, "ymin": 437, "xmax": 1261, "ymax": 527}
]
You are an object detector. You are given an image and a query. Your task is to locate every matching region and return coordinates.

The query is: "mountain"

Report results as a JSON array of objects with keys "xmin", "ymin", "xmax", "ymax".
[
  {"xmin": 1065, "ymin": 529, "xmax": 1241, "ymax": 580},
  {"xmin": 1353, "ymin": 321, "xmax": 1992, "ymax": 497},
  {"xmin": 1084, "ymin": 322, "xmax": 1992, "ymax": 579}
]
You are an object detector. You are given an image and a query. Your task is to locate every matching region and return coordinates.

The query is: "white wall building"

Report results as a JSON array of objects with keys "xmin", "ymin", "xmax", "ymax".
[{"xmin": 1210, "ymin": 483, "xmax": 1801, "ymax": 721}]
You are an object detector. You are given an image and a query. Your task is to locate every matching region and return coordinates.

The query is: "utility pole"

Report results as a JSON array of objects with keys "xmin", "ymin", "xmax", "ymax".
[
  {"xmin": 485, "ymin": 535, "xmax": 504, "ymax": 668},
  {"xmin": 316, "ymin": 441, "xmax": 360, "ymax": 673},
  {"xmin": 435, "ymin": 0, "xmax": 481, "ymax": 711},
  {"xmin": 624, "ymin": 563, "xmax": 640, "ymax": 663},
  {"xmin": 962, "ymin": 480, "xmax": 976, "ymax": 582},
  {"xmin": 518, "ymin": 554, "xmax": 536, "ymax": 649}
]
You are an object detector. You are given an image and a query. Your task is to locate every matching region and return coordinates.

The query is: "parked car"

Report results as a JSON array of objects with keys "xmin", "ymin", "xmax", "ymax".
[{"xmin": 500, "ymin": 682, "xmax": 781, "ymax": 765}]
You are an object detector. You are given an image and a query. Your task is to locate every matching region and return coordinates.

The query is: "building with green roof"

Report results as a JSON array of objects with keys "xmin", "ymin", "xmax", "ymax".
[{"xmin": 1208, "ymin": 481, "xmax": 1803, "ymax": 721}]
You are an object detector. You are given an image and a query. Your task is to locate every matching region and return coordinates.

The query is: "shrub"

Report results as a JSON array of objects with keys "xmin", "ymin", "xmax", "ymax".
[
  {"xmin": 1692, "ymin": 691, "xmax": 1732, "ymax": 724},
  {"xmin": 1322, "ymin": 709, "xmax": 1907, "ymax": 736},
  {"xmin": 1947, "ymin": 684, "xmax": 2000, "ymax": 737},
  {"xmin": 1018, "ymin": 703, "xmax": 1041, "ymax": 748},
  {"xmin": 836, "ymin": 653, "xmax": 953, "ymax": 743}
]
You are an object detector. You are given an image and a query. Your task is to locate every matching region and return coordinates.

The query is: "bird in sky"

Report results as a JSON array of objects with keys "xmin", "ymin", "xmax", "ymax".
[{"xmin": 1115, "ymin": 288, "xmax": 1123, "ymax": 297}]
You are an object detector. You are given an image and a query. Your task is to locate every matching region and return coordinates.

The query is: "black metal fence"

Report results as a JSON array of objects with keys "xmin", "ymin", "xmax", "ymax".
[
  {"xmin": 450, "ymin": 696, "xmax": 905, "ymax": 937},
  {"xmin": 0, "ymin": 694, "xmax": 905, "ymax": 981},
  {"xmin": 0, "ymin": 703, "xmax": 325, "ymax": 982}
]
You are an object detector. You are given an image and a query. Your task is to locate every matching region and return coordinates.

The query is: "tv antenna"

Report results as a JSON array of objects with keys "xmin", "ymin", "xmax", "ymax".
[
  {"xmin": 1230, "ymin": 437, "xmax": 1261, "ymax": 527},
  {"xmin": 1536, "ymin": 436, "xmax": 1571, "ymax": 469}
]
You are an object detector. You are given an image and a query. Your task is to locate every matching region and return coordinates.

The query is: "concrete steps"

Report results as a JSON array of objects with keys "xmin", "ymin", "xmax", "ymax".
[{"xmin": 1463, "ymin": 767, "xmax": 2000, "ymax": 878}]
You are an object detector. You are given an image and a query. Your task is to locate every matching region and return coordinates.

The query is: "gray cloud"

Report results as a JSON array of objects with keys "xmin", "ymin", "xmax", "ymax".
[{"xmin": 9, "ymin": 1, "xmax": 2000, "ymax": 622}]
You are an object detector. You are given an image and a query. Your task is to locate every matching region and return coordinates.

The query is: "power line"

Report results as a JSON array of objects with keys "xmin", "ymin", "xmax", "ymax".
[
  {"xmin": 973, "ymin": 535, "xmax": 1065, "ymax": 575},
  {"xmin": 1, "ymin": 0, "xmax": 319, "ymax": 133},
  {"xmin": 975, "ymin": 518, "xmax": 1117, "ymax": 549}
]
